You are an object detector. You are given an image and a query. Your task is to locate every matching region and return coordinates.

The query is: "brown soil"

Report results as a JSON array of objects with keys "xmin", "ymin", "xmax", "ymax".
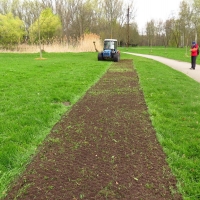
[{"xmin": 4, "ymin": 60, "xmax": 182, "ymax": 200}]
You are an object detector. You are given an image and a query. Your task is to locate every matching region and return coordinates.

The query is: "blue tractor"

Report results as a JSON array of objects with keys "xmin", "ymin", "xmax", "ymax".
[{"xmin": 98, "ymin": 39, "xmax": 120, "ymax": 62}]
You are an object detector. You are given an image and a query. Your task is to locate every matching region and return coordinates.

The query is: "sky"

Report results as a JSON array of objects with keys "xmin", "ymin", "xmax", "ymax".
[{"xmin": 129, "ymin": 0, "xmax": 183, "ymax": 33}]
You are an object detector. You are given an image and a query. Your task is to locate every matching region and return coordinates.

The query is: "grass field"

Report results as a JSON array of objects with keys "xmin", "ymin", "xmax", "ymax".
[
  {"xmin": 122, "ymin": 51, "xmax": 200, "ymax": 200},
  {"xmin": 0, "ymin": 52, "xmax": 110, "ymax": 198},
  {"xmin": 119, "ymin": 46, "xmax": 199, "ymax": 64},
  {"xmin": 1, "ymin": 49, "xmax": 200, "ymax": 199}
]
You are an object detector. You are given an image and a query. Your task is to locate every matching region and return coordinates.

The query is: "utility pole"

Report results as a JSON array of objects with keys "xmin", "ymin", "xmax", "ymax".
[{"xmin": 127, "ymin": 6, "xmax": 130, "ymax": 47}]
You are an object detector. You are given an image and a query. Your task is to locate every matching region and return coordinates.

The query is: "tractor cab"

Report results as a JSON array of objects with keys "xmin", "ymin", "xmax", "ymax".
[{"xmin": 104, "ymin": 39, "xmax": 117, "ymax": 50}]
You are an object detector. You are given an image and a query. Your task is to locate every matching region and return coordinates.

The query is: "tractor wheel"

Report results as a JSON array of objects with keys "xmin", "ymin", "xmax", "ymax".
[
  {"xmin": 113, "ymin": 53, "xmax": 119, "ymax": 62},
  {"xmin": 98, "ymin": 53, "xmax": 103, "ymax": 61}
]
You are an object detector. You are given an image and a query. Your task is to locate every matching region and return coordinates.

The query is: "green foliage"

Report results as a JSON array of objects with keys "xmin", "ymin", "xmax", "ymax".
[
  {"xmin": 0, "ymin": 13, "xmax": 25, "ymax": 47},
  {"xmin": 29, "ymin": 8, "xmax": 62, "ymax": 43}
]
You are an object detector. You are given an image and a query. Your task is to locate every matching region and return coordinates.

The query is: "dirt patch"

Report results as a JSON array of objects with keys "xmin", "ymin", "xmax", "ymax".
[{"xmin": 4, "ymin": 60, "xmax": 182, "ymax": 199}]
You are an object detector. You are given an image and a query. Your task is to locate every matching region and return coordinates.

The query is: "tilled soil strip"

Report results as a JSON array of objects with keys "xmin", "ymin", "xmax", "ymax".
[{"xmin": 5, "ymin": 60, "xmax": 182, "ymax": 199}]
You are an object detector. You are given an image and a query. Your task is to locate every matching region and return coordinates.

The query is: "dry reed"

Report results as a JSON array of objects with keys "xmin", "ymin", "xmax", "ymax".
[{"xmin": 0, "ymin": 33, "xmax": 103, "ymax": 53}]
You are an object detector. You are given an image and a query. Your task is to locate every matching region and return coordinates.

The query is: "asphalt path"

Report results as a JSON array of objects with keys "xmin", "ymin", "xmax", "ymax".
[{"xmin": 124, "ymin": 52, "xmax": 200, "ymax": 83}]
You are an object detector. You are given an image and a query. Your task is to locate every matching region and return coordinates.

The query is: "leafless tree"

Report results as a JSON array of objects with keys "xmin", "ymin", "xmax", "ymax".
[
  {"xmin": 191, "ymin": 0, "xmax": 200, "ymax": 42},
  {"xmin": 179, "ymin": 1, "xmax": 193, "ymax": 47},
  {"xmin": 146, "ymin": 20, "xmax": 156, "ymax": 50}
]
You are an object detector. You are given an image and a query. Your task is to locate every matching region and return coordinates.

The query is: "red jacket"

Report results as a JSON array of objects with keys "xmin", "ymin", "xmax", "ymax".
[{"xmin": 191, "ymin": 44, "xmax": 198, "ymax": 56}]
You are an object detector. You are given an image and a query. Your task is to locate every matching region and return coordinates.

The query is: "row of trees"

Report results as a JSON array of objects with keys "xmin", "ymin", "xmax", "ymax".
[
  {"xmin": 1, "ymin": 0, "xmax": 200, "ymax": 48},
  {"xmin": 0, "ymin": 0, "xmax": 136, "ymax": 48},
  {"xmin": 144, "ymin": 0, "xmax": 200, "ymax": 47}
]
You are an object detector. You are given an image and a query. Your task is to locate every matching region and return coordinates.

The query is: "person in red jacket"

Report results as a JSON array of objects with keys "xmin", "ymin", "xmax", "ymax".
[{"xmin": 190, "ymin": 41, "xmax": 199, "ymax": 70}]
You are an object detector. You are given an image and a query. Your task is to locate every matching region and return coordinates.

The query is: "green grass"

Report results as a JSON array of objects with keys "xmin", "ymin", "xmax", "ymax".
[
  {"xmin": 119, "ymin": 46, "xmax": 199, "ymax": 64},
  {"xmin": 122, "ymin": 52, "xmax": 200, "ymax": 200},
  {"xmin": 1, "ymin": 49, "xmax": 200, "ymax": 199},
  {"xmin": 0, "ymin": 52, "xmax": 111, "ymax": 198}
]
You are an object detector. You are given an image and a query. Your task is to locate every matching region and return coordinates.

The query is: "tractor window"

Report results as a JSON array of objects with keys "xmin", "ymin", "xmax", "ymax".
[
  {"xmin": 114, "ymin": 41, "xmax": 117, "ymax": 49},
  {"xmin": 104, "ymin": 41, "xmax": 115, "ymax": 50}
]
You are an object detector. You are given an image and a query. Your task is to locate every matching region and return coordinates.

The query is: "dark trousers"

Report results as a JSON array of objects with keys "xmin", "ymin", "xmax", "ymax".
[{"xmin": 191, "ymin": 56, "xmax": 197, "ymax": 69}]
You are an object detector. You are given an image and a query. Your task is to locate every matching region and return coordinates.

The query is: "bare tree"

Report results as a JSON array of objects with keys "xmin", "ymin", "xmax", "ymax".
[
  {"xmin": 170, "ymin": 18, "xmax": 181, "ymax": 47},
  {"xmin": 99, "ymin": 0, "xmax": 123, "ymax": 38},
  {"xmin": 0, "ymin": 0, "xmax": 12, "ymax": 14},
  {"xmin": 163, "ymin": 19, "xmax": 173, "ymax": 47},
  {"xmin": 179, "ymin": 1, "xmax": 192, "ymax": 47},
  {"xmin": 192, "ymin": 0, "xmax": 200, "ymax": 42},
  {"xmin": 154, "ymin": 20, "xmax": 165, "ymax": 46},
  {"xmin": 146, "ymin": 20, "xmax": 156, "ymax": 51}
]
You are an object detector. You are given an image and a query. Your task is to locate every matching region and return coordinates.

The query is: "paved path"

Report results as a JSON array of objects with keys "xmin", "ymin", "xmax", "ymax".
[{"xmin": 124, "ymin": 52, "xmax": 200, "ymax": 83}]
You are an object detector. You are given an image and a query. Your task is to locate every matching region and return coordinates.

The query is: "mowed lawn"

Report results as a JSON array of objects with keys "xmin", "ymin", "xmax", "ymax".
[
  {"xmin": 119, "ymin": 46, "xmax": 200, "ymax": 64},
  {"xmin": 122, "ymin": 48, "xmax": 200, "ymax": 200},
  {"xmin": 1, "ymin": 49, "xmax": 200, "ymax": 199},
  {"xmin": 0, "ymin": 52, "xmax": 111, "ymax": 198}
]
